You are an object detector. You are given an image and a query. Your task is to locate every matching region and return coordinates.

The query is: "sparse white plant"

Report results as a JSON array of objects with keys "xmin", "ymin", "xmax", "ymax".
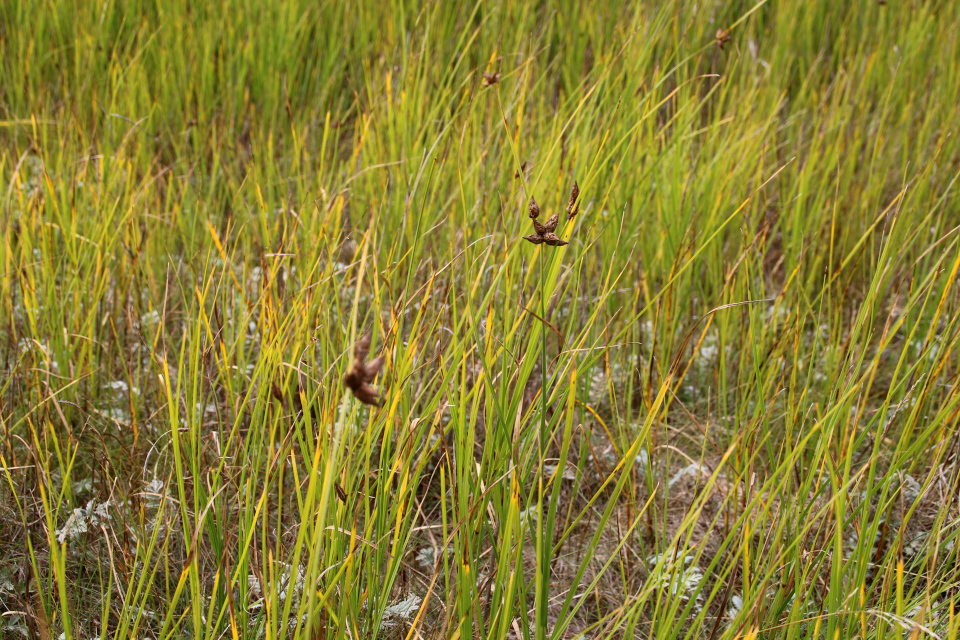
[
  {"xmin": 728, "ymin": 594, "xmax": 743, "ymax": 618},
  {"xmin": 647, "ymin": 552, "xmax": 704, "ymax": 605},
  {"xmin": 1, "ymin": 614, "xmax": 28, "ymax": 638},
  {"xmin": 895, "ymin": 472, "xmax": 922, "ymax": 502},
  {"xmin": 588, "ymin": 354, "xmax": 638, "ymax": 410},
  {"xmin": 383, "ymin": 595, "xmax": 421, "ymax": 621},
  {"xmin": 0, "ymin": 567, "xmax": 15, "ymax": 594},
  {"xmin": 248, "ymin": 561, "xmax": 305, "ymax": 606},
  {"xmin": 72, "ymin": 477, "xmax": 93, "ymax": 496},
  {"xmin": 56, "ymin": 499, "xmax": 112, "ymax": 543},
  {"xmin": 668, "ymin": 462, "xmax": 710, "ymax": 489}
]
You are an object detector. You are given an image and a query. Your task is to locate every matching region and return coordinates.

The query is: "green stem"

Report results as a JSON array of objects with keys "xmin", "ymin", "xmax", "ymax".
[{"xmin": 536, "ymin": 243, "xmax": 548, "ymax": 640}]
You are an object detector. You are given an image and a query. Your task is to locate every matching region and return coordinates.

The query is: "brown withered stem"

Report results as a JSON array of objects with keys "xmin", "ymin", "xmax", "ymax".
[{"xmin": 343, "ymin": 333, "xmax": 385, "ymax": 406}]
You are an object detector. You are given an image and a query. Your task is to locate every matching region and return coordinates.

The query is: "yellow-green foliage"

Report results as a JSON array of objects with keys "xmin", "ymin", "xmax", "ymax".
[{"xmin": 2, "ymin": 1, "xmax": 960, "ymax": 639}]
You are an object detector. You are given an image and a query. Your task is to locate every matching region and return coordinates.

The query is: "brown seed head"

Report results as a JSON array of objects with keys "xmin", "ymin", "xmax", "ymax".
[
  {"xmin": 522, "ymin": 194, "xmax": 568, "ymax": 249},
  {"xmin": 363, "ymin": 355, "xmax": 385, "ymax": 380},
  {"xmin": 482, "ymin": 71, "xmax": 501, "ymax": 87},
  {"xmin": 353, "ymin": 333, "xmax": 371, "ymax": 363},
  {"xmin": 528, "ymin": 196, "xmax": 541, "ymax": 219},
  {"xmin": 542, "ymin": 232, "xmax": 568, "ymax": 247},
  {"xmin": 350, "ymin": 381, "xmax": 380, "ymax": 406},
  {"xmin": 543, "ymin": 213, "xmax": 559, "ymax": 233},
  {"xmin": 566, "ymin": 181, "xmax": 580, "ymax": 218},
  {"xmin": 276, "ymin": 265, "xmax": 286, "ymax": 299},
  {"xmin": 343, "ymin": 333, "xmax": 384, "ymax": 406},
  {"xmin": 716, "ymin": 28, "xmax": 732, "ymax": 50}
]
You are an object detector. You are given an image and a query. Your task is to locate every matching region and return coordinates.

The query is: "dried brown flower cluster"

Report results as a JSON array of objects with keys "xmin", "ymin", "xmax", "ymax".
[
  {"xmin": 522, "ymin": 181, "xmax": 580, "ymax": 246},
  {"xmin": 343, "ymin": 333, "xmax": 385, "ymax": 405},
  {"xmin": 716, "ymin": 27, "xmax": 732, "ymax": 50},
  {"xmin": 523, "ymin": 197, "xmax": 565, "ymax": 246},
  {"xmin": 482, "ymin": 72, "xmax": 501, "ymax": 87}
]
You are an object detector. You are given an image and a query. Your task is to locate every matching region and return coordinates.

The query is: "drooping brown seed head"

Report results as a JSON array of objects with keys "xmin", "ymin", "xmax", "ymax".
[
  {"xmin": 523, "ymin": 233, "xmax": 545, "ymax": 245},
  {"xmin": 532, "ymin": 218, "xmax": 547, "ymax": 236},
  {"xmin": 566, "ymin": 181, "xmax": 580, "ymax": 218},
  {"xmin": 528, "ymin": 196, "xmax": 541, "ymax": 219}
]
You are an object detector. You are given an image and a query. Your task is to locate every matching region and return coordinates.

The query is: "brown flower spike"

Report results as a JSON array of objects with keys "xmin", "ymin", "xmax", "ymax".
[
  {"xmin": 528, "ymin": 196, "xmax": 541, "ymax": 219},
  {"xmin": 343, "ymin": 333, "xmax": 385, "ymax": 406},
  {"xmin": 482, "ymin": 72, "xmax": 501, "ymax": 87},
  {"xmin": 566, "ymin": 180, "xmax": 580, "ymax": 219}
]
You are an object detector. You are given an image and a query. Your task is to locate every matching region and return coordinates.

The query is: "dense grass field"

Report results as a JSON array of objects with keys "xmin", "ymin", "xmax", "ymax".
[{"xmin": 3, "ymin": 0, "xmax": 960, "ymax": 638}]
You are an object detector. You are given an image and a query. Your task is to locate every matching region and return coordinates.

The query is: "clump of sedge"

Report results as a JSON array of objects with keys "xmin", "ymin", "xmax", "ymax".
[{"xmin": 343, "ymin": 333, "xmax": 385, "ymax": 406}]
